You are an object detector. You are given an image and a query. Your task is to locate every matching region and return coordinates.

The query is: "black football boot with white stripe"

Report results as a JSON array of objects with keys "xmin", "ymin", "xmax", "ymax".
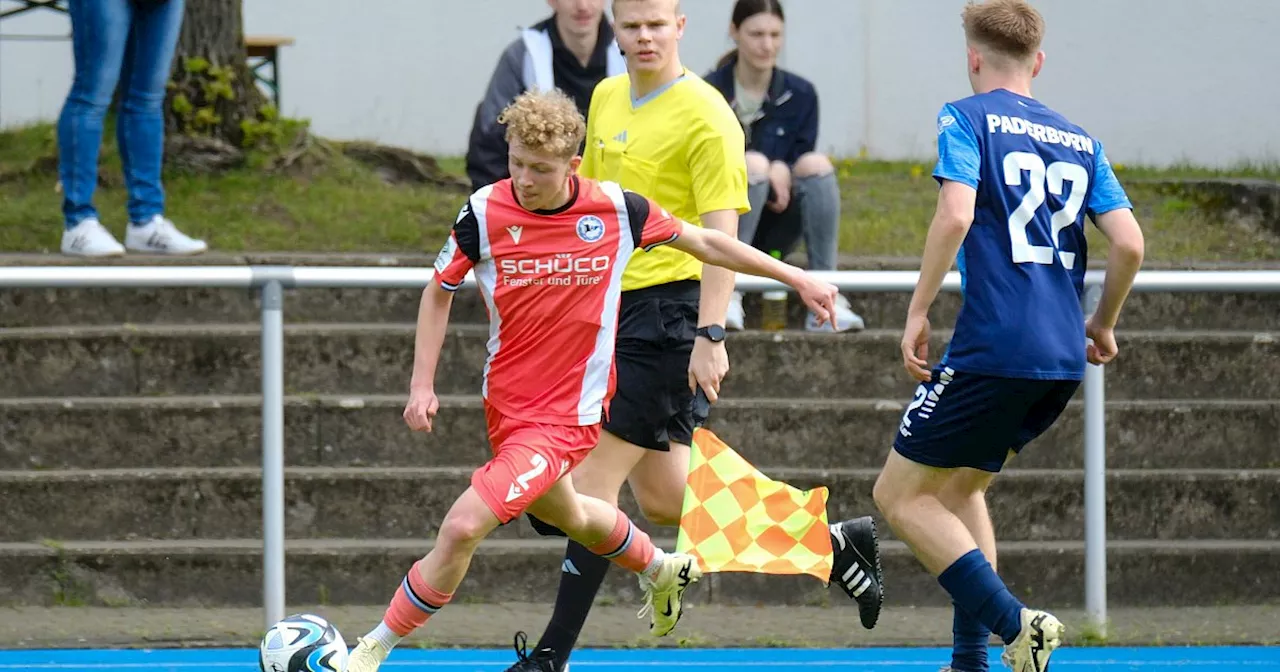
[
  {"xmin": 829, "ymin": 516, "xmax": 884, "ymax": 629},
  {"xmin": 504, "ymin": 631, "xmax": 566, "ymax": 672}
]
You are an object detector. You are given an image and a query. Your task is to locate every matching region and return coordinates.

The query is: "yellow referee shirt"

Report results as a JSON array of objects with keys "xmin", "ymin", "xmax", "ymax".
[{"xmin": 581, "ymin": 70, "xmax": 750, "ymax": 291}]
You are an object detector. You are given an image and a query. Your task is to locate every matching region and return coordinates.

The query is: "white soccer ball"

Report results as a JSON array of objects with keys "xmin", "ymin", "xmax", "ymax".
[{"xmin": 258, "ymin": 613, "xmax": 349, "ymax": 672}]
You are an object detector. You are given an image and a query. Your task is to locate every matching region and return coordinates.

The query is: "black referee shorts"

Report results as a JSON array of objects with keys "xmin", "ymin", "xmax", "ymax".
[{"xmin": 603, "ymin": 280, "xmax": 711, "ymax": 451}]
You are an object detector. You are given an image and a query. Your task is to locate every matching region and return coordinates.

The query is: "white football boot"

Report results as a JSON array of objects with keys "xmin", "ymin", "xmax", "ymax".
[
  {"xmin": 1001, "ymin": 608, "xmax": 1064, "ymax": 672},
  {"xmin": 637, "ymin": 552, "xmax": 703, "ymax": 637},
  {"xmin": 345, "ymin": 636, "xmax": 391, "ymax": 672}
]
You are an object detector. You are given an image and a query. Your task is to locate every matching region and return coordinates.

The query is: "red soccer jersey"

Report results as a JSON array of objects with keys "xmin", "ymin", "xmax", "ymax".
[{"xmin": 433, "ymin": 177, "xmax": 683, "ymax": 425}]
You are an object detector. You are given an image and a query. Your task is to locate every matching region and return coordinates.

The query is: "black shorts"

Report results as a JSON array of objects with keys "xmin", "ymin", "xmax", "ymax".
[
  {"xmin": 892, "ymin": 365, "xmax": 1080, "ymax": 472},
  {"xmin": 602, "ymin": 280, "xmax": 710, "ymax": 451}
]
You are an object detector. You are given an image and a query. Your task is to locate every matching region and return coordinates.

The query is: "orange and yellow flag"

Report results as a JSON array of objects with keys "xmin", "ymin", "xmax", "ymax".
[{"xmin": 676, "ymin": 428, "xmax": 833, "ymax": 583}]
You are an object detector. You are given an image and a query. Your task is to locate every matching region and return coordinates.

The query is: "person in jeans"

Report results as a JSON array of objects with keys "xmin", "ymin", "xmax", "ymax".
[
  {"xmin": 704, "ymin": 0, "xmax": 862, "ymax": 331},
  {"xmin": 58, "ymin": 0, "xmax": 207, "ymax": 257}
]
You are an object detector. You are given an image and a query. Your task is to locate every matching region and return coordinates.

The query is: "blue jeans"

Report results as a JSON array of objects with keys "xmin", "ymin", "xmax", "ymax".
[{"xmin": 57, "ymin": 0, "xmax": 185, "ymax": 229}]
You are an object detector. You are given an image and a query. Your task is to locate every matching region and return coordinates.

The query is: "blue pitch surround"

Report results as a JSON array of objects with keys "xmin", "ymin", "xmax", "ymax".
[{"xmin": 1, "ymin": 647, "xmax": 1278, "ymax": 671}]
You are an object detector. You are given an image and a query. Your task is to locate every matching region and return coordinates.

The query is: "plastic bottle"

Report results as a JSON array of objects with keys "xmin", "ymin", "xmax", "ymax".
[
  {"xmin": 760, "ymin": 249, "xmax": 788, "ymax": 331},
  {"xmin": 761, "ymin": 290, "xmax": 788, "ymax": 331}
]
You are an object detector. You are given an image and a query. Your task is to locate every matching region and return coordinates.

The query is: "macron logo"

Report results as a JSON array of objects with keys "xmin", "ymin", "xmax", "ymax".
[
  {"xmin": 505, "ymin": 484, "xmax": 522, "ymax": 503},
  {"xmin": 507, "ymin": 225, "xmax": 523, "ymax": 244}
]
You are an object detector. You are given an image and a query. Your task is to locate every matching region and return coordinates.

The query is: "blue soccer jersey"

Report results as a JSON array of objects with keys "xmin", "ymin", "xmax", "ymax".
[{"xmin": 933, "ymin": 89, "xmax": 1132, "ymax": 380}]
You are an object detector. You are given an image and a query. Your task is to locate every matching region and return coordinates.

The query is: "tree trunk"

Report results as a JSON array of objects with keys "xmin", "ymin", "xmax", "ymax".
[{"xmin": 165, "ymin": 0, "xmax": 264, "ymax": 147}]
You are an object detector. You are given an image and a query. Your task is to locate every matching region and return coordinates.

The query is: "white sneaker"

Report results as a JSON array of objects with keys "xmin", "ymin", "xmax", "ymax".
[
  {"xmin": 637, "ymin": 552, "xmax": 702, "ymax": 637},
  {"xmin": 61, "ymin": 218, "xmax": 125, "ymax": 257},
  {"xmin": 726, "ymin": 291, "xmax": 745, "ymax": 331},
  {"xmin": 345, "ymin": 636, "xmax": 391, "ymax": 672},
  {"xmin": 1001, "ymin": 608, "xmax": 1064, "ymax": 672},
  {"xmin": 806, "ymin": 294, "xmax": 865, "ymax": 332},
  {"xmin": 125, "ymin": 215, "xmax": 208, "ymax": 255}
]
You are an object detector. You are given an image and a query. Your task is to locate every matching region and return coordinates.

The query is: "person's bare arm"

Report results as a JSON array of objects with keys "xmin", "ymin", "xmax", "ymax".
[
  {"xmin": 669, "ymin": 221, "xmax": 835, "ymax": 319},
  {"xmin": 695, "ymin": 208, "xmax": 740, "ymax": 328},
  {"xmin": 1090, "ymin": 208, "xmax": 1145, "ymax": 329},
  {"xmin": 403, "ymin": 283, "xmax": 455, "ymax": 432},
  {"xmin": 902, "ymin": 180, "xmax": 976, "ymax": 381},
  {"xmin": 1084, "ymin": 208, "xmax": 1145, "ymax": 364},
  {"xmin": 687, "ymin": 209, "xmax": 738, "ymax": 402}
]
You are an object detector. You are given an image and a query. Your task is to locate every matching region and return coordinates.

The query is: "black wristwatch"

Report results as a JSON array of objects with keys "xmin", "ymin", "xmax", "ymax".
[{"xmin": 696, "ymin": 324, "xmax": 726, "ymax": 343}]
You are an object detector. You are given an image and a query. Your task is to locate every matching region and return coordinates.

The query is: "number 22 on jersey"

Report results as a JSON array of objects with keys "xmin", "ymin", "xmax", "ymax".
[{"xmin": 1003, "ymin": 151, "xmax": 1089, "ymax": 270}]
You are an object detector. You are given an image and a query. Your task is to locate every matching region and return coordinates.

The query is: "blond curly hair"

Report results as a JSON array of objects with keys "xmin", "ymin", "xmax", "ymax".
[{"xmin": 498, "ymin": 89, "xmax": 586, "ymax": 160}]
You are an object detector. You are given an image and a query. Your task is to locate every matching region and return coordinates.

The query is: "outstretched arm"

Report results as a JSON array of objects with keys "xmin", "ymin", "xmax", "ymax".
[{"xmin": 667, "ymin": 223, "xmax": 838, "ymax": 325}]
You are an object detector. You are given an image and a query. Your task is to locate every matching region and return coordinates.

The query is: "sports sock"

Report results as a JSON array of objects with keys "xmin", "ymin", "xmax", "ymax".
[
  {"xmin": 534, "ymin": 541, "xmax": 612, "ymax": 664},
  {"xmin": 936, "ymin": 549, "xmax": 1025, "ymax": 645},
  {"xmin": 366, "ymin": 622, "xmax": 402, "ymax": 652},
  {"xmin": 376, "ymin": 559, "xmax": 453, "ymax": 641},
  {"xmin": 952, "ymin": 600, "xmax": 991, "ymax": 672},
  {"xmin": 584, "ymin": 508, "xmax": 657, "ymax": 575}
]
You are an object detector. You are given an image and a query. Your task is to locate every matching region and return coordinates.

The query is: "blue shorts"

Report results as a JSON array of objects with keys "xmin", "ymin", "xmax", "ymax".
[{"xmin": 892, "ymin": 365, "xmax": 1080, "ymax": 473}]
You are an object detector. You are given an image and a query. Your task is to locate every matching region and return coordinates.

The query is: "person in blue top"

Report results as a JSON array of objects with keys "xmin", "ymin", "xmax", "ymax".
[
  {"xmin": 871, "ymin": 2, "xmax": 1145, "ymax": 672},
  {"xmin": 703, "ymin": 0, "xmax": 865, "ymax": 332}
]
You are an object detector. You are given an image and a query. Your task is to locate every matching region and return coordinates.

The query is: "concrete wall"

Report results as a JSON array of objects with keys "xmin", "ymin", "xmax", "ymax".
[{"xmin": 1, "ymin": 0, "xmax": 1276, "ymax": 167}]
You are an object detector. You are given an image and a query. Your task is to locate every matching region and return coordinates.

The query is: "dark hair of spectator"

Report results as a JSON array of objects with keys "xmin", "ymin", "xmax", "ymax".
[{"xmin": 716, "ymin": 0, "xmax": 785, "ymax": 70}]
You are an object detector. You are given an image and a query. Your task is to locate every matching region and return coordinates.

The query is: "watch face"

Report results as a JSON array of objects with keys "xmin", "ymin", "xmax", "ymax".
[{"xmin": 704, "ymin": 325, "xmax": 726, "ymax": 341}]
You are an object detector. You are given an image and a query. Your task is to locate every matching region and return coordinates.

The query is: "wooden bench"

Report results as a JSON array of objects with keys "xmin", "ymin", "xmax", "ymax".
[
  {"xmin": 245, "ymin": 35, "xmax": 295, "ymax": 109},
  {"xmin": 0, "ymin": 0, "xmax": 66, "ymax": 20},
  {"xmin": 0, "ymin": 6, "xmax": 293, "ymax": 108}
]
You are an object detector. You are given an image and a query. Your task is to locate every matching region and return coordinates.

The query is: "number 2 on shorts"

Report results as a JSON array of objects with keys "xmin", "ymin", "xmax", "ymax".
[{"xmin": 516, "ymin": 453, "xmax": 548, "ymax": 491}]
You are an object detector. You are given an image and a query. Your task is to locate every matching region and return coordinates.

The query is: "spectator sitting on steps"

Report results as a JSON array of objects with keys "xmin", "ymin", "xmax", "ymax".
[
  {"xmin": 704, "ymin": 0, "xmax": 863, "ymax": 332},
  {"xmin": 57, "ymin": 0, "xmax": 208, "ymax": 257},
  {"xmin": 464, "ymin": 0, "xmax": 627, "ymax": 193}
]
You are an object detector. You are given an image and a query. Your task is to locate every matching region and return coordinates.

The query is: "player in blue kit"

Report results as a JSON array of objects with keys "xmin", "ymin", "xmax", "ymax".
[{"xmin": 871, "ymin": 2, "xmax": 1145, "ymax": 672}]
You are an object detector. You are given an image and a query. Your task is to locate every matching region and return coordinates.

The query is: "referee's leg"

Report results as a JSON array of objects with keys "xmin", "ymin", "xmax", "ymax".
[{"xmin": 513, "ymin": 334, "xmax": 676, "ymax": 669}]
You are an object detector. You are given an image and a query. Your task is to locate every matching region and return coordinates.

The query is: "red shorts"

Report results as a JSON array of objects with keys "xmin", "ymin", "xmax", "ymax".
[{"xmin": 472, "ymin": 403, "xmax": 600, "ymax": 524}]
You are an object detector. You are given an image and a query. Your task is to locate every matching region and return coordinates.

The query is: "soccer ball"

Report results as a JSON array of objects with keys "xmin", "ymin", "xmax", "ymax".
[{"xmin": 258, "ymin": 613, "xmax": 349, "ymax": 672}]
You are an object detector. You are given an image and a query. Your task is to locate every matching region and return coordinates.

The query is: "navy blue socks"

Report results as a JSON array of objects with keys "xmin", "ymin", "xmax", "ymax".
[
  {"xmin": 951, "ymin": 600, "xmax": 992, "ymax": 671},
  {"xmin": 936, "ymin": 549, "xmax": 1025, "ymax": 645}
]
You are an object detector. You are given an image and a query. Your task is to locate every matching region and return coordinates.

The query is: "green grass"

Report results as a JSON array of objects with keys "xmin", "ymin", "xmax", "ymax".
[
  {"xmin": 834, "ymin": 158, "xmax": 1280, "ymax": 262},
  {"xmin": 2, "ymin": 122, "xmax": 1277, "ymax": 261}
]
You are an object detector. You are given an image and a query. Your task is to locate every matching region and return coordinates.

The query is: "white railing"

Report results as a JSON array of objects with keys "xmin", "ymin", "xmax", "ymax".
[{"xmin": 3, "ymin": 265, "xmax": 1279, "ymax": 636}]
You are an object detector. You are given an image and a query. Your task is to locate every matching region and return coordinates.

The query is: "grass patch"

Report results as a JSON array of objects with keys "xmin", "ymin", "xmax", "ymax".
[
  {"xmin": 2, "ymin": 123, "xmax": 1277, "ymax": 261},
  {"xmin": 833, "ymin": 159, "xmax": 1280, "ymax": 261}
]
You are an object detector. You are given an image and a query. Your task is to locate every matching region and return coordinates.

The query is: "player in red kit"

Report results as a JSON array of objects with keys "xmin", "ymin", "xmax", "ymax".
[{"xmin": 343, "ymin": 89, "xmax": 841, "ymax": 672}]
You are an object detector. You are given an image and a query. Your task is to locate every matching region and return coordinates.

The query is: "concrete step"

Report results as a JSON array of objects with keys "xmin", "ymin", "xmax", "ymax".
[
  {"xmin": 3, "ymin": 538, "xmax": 1277, "ymax": 609},
  {"xmin": 3, "ymin": 467, "xmax": 1276, "ymax": 543},
  {"xmin": 5, "ymin": 396, "xmax": 1277, "ymax": 471},
  {"xmin": 5, "ymin": 284, "xmax": 1280, "ymax": 332},
  {"xmin": 2, "ymin": 325, "xmax": 1275, "ymax": 400}
]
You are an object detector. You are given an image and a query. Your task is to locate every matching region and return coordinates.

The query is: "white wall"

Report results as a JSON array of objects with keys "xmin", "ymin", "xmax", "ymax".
[{"xmin": 2, "ymin": 0, "xmax": 1277, "ymax": 167}]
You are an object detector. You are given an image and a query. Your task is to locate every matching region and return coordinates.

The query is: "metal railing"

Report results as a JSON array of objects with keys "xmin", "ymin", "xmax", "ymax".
[{"xmin": 3, "ymin": 265, "xmax": 1279, "ymax": 635}]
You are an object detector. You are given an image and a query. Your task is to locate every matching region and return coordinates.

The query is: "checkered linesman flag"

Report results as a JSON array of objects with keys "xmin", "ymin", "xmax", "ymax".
[{"xmin": 676, "ymin": 428, "xmax": 834, "ymax": 582}]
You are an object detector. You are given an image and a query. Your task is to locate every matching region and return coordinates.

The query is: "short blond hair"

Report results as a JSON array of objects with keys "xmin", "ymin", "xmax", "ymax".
[
  {"xmin": 498, "ymin": 89, "xmax": 585, "ymax": 159},
  {"xmin": 613, "ymin": 0, "xmax": 681, "ymax": 16},
  {"xmin": 962, "ymin": 0, "xmax": 1044, "ymax": 62}
]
